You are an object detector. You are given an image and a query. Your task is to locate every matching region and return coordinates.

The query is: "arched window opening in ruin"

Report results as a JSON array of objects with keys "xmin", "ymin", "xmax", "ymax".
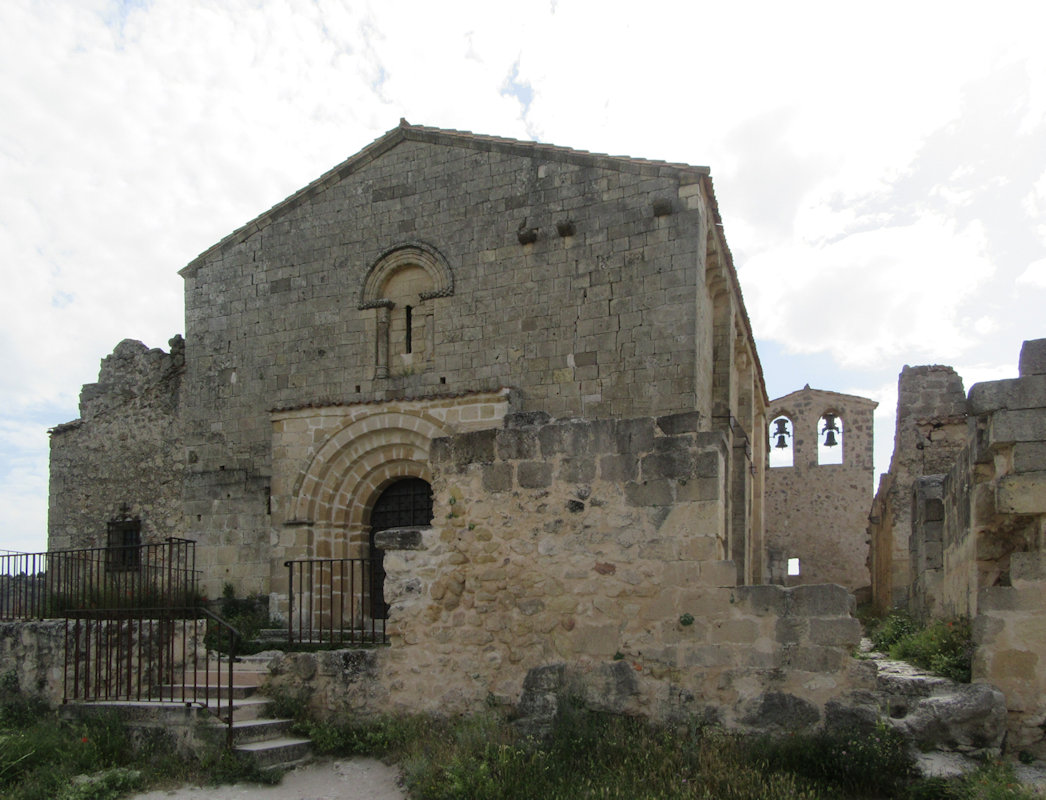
[
  {"xmin": 768, "ymin": 415, "xmax": 794, "ymax": 468},
  {"xmin": 368, "ymin": 477, "xmax": 433, "ymax": 619},
  {"xmin": 817, "ymin": 412, "xmax": 844, "ymax": 465},
  {"xmin": 404, "ymin": 305, "xmax": 413, "ymax": 354},
  {"xmin": 787, "ymin": 557, "xmax": 800, "ymax": 576}
]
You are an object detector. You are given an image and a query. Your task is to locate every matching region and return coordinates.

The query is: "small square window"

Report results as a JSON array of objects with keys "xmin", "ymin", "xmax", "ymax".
[{"xmin": 787, "ymin": 557, "xmax": 801, "ymax": 577}]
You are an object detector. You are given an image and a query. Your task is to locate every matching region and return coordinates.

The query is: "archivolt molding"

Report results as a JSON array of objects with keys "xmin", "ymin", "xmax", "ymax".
[
  {"xmin": 290, "ymin": 409, "xmax": 450, "ymax": 526},
  {"xmin": 359, "ymin": 241, "xmax": 454, "ymax": 309}
]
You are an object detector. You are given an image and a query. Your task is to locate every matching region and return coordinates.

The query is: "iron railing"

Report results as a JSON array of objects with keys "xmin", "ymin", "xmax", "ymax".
[
  {"xmin": 63, "ymin": 606, "xmax": 241, "ymax": 746},
  {"xmin": 284, "ymin": 557, "xmax": 388, "ymax": 646},
  {"xmin": 0, "ymin": 538, "xmax": 199, "ymax": 621}
]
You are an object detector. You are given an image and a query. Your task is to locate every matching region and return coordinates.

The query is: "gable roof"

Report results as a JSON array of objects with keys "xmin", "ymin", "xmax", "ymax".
[
  {"xmin": 770, "ymin": 386, "xmax": 879, "ymax": 411},
  {"xmin": 175, "ymin": 120, "xmax": 765, "ymax": 405},
  {"xmin": 180, "ymin": 120, "xmax": 712, "ymax": 275}
]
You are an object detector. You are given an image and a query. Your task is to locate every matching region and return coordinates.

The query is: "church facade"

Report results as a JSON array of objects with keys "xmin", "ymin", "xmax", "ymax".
[{"xmin": 49, "ymin": 122, "xmax": 769, "ymax": 604}]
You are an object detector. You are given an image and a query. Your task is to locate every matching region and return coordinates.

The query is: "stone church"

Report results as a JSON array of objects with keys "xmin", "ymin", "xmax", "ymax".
[
  {"xmin": 49, "ymin": 121, "xmax": 770, "ymax": 601},
  {"xmin": 41, "ymin": 124, "xmax": 1045, "ymax": 751},
  {"xmin": 48, "ymin": 123, "xmax": 900, "ymax": 728}
]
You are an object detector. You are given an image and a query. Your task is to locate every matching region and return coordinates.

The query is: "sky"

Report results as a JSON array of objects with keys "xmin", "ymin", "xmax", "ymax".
[{"xmin": 1, "ymin": 0, "xmax": 1044, "ymax": 553}]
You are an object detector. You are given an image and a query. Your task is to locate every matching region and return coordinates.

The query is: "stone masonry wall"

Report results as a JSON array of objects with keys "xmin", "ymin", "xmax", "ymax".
[
  {"xmin": 177, "ymin": 129, "xmax": 723, "ymax": 583},
  {"xmin": 905, "ymin": 339, "xmax": 1046, "ymax": 756},
  {"xmin": 168, "ymin": 125, "xmax": 778, "ymax": 602},
  {"xmin": 869, "ymin": 365, "xmax": 968, "ymax": 612},
  {"xmin": 48, "ymin": 338, "xmax": 185, "ymax": 551},
  {"xmin": 359, "ymin": 413, "xmax": 866, "ymax": 727},
  {"xmin": 765, "ymin": 387, "xmax": 876, "ymax": 591},
  {"xmin": 976, "ymin": 553, "xmax": 1046, "ymax": 758}
]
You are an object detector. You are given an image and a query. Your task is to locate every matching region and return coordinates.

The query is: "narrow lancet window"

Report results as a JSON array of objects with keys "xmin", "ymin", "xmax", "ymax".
[{"xmin": 405, "ymin": 305, "xmax": 413, "ymax": 354}]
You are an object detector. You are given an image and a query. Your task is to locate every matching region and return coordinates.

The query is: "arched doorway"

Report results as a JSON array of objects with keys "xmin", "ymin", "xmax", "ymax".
[{"xmin": 368, "ymin": 477, "xmax": 433, "ymax": 618}]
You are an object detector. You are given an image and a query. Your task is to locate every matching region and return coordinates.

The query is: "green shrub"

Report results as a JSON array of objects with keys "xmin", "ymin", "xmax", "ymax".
[
  {"xmin": 870, "ymin": 610, "xmax": 920, "ymax": 651},
  {"xmin": 868, "ymin": 612, "xmax": 973, "ymax": 683},
  {"xmin": 891, "ymin": 618, "xmax": 972, "ymax": 683}
]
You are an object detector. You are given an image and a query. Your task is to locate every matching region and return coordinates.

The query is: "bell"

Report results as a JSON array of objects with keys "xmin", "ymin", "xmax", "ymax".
[
  {"xmin": 774, "ymin": 434, "xmax": 789, "ymax": 449},
  {"xmin": 773, "ymin": 419, "xmax": 790, "ymax": 437},
  {"xmin": 822, "ymin": 413, "xmax": 839, "ymax": 433},
  {"xmin": 823, "ymin": 430, "xmax": 838, "ymax": 448}
]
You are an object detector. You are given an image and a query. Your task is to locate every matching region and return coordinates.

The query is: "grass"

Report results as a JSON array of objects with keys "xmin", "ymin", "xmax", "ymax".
[
  {"xmin": 4, "ymin": 669, "xmax": 1039, "ymax": 800},
  {"xmin": 869, "ymin": 611, "xmax": 974, "ymax": 683},
  {"xmin": 0, "ymin": 671, "xmax": 277, "ymax": 800}
]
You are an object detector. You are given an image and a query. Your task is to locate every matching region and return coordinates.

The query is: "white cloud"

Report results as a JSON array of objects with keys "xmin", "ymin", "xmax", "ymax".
[
  {"xmin": 741, "ymin": 215, "xmax": 995, "ymax": 368},
  {"xmin": 1016, "ymin": 259, "xmax": 1046, "ymax": 288},
  {"xmin": 1, "ymin": 0, "xmax": 1045, "ymax": 548}
]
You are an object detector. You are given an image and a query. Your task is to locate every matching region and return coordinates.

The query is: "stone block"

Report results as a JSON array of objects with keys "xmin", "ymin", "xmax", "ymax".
[
  {"xmin": 611, "ymin": 418, "xmax": 656, "ymax": 453},
  {"xmin": 989, "ymin": 409, "xmax": 1046, "ymax": 445},
  {"xmin": 482, "ymin": 463, "xmax": 514, "ymax": 493},
  {"xmin": 788, "ymin": 584, "xmax": 852, "ymax": 617},
  {"xmin": 558, "ymin": 457, "xmax": 596, "ymax": 483},
  {"xmin": 740, "ymin": 691, "xmax": 820, "ymax": 729},
  {"xmin": 996, "ymin": 472, "xmax": 1046, "ymax": 514},
  {"xmin": 599, "ymin": 453, "xmax": 637, "ymax": 482},
  {"xmin": 624, "ymin": 479, "xmax": 673, "ymax": 506},
  {"xmin": 700, "ymin": 560, "xmax": 737, "ymax": 587},
  {"xmin": 656, "ymin": 411, "xmax": 701, "ymax": 435},
  {"xmin": 1012, "ymin": 441, "xmax": 1046, "ymax": 473},
  {"xmin": 640, "ymin": 448, "xmax": 694, "ymax": 481},
  {"xmin": 785, "ymin": 645, "xmax": 849, "ymax": 672},
  {"xmin": 1019, "ymin": 338, "xmax": 1046, "ymax": 376},
  {"xmin": 978, "ymin": 585, "xmax": 1043, "ymax": 613},
  {"xmin": 808, "ymin": 617, "xmax": 862, "ymax": 647},
  {"xmin": 504, "ymin": 411, "xmax": 551, "ymax": 428},
  {"xmin": 775, "ymin": 616, "xmax": 807, "ymax": 644},
  {"xmin": 374, "ymin": 526, "xmax": 427, "ymax": 551},
  {"xmin": 968, "ymin": 375, "xmax": 1046, "ymax": 414},
  {"xmin": 495, "ymin": 428, "xmax": 538, "ymax": 460},
  {"xmin": 518, "ymin": 461, "xmax": 553, "ymax": 489},
  {"xmin": 1011, "ymin": 552, "xmax": 1046, "ymax": 584},
  {"xmin": 735, "ymin": 584, "xmax": 787, "ymax": 615}
]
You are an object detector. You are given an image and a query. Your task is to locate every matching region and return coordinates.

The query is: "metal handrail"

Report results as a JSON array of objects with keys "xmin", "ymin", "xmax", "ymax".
[
  {"xmin": 62, "ymin": 605, "xmax": 242, "ymax": 748},
  {"xmin": 284, "ymin": 557, "xmax": 388, "ymax": 647},
  {"xmin": 1, "ymin": 538, "xmax": 199, "ymax": 621}
]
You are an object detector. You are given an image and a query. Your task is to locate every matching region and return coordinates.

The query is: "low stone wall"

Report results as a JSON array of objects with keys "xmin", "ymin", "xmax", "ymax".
[{"xmin": 0, "ymin": 620, "xmax": 65, "ymax": 704}]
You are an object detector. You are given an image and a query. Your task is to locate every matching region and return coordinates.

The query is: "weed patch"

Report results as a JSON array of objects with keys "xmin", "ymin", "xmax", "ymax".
[{"xmin": 869, "ymin": 612, "xmax": 973, "ymax": 683}]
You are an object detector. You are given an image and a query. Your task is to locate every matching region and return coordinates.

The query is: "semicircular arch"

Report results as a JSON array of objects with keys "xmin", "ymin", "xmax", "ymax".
[
  {"xmin": 292, "ymin": 410, "xmax": 451, "ymax": 525},
  {"xmin": 359, "ymin": 242, "xmax": 454, "ymax": 309}
]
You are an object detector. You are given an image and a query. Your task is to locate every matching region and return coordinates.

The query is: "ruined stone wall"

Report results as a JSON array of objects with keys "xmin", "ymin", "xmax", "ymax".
[
  {"xmin": 48, "ymin": 338, "xmax": 185, "ymax": 551},
  {"xmin": 869, "ymin": 365, "xmax": 967, "ymax": 612},
  {"xmin": 976, "ymin": 553, "xmax": 1046, "ymax": 758},
  {"xmin": 764, "ymin": 388, "xmax": 876, "ymax": 591},
  {"xmin": 903, "ymin": 340, "xmax": 1046, "ymax": 756},
  {"xmin": 362, "ymin": 413, "xmax": 866, "ymax": 726}
]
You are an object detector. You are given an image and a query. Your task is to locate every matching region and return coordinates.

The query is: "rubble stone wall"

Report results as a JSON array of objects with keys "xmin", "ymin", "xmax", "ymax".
[
  {"xmin": 905, "ymin": 339, "xmax": 1046, "ymax": 756},
  {"xmin": 355, "ymin": 413, "xmax": 867, "ymax": 726},
  {"xmin": 0, "ymin": 621, "xmax": 65, "ymax": 703},
  {"xmin": 48, "ymin": 338, "xmax": 185, "ymax": 552}
]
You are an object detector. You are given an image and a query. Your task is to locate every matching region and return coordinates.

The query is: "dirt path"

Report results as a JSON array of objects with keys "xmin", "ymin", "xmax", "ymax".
[{"xmin": 129, "ymin": 758, "xmax": 406, "ymax": 800}]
